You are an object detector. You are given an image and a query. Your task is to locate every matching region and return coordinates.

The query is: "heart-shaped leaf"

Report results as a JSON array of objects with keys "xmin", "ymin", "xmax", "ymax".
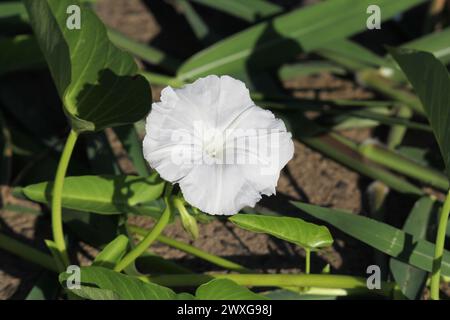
[
  {"xmin": 60, "ymin": 266, "xmax": 265, "ymax": 300},
  {"xmin": 390, "ymin": 48, "xmax": 450, "ymax": 178},
  {"xmin": 229, "ymin": 214, "xmax": 333, "ymax": 250},
  {"xmin": 23, "ymin": 0, "xmax": 151, "ymax": 133},
  {"xmin": 22, "ymin": 175, "xmax": 165, "ymax": 215},
  {"xmin": 59, "ymin": 266, "xmax": 189, "ymax": 300}
]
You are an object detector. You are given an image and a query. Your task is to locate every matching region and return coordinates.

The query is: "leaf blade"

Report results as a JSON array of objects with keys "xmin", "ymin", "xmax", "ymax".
[
  {"xmin": 390, "ymin": 48, "xmax": 450, "ymax": 177},
  {"xmin": 230, "ymin": 214, "xmax": 333, "ymax": 250},
  {"xmin": 196, "ymin": 279, "xmax": 268, "ymax": 300},
  {"xmin": 178, "ymin": 0, "xmax": 425, "ymax": 80},
  {"xmin": 23, "ymin": 175, "xmax": 165, "ymax": 215},
  {"xmin": 24, "ymin": 0, "xmax": 151, "ymax": 133},
  {"xmin": 59, "ymin": 266, "xmax": 180, "ymax": 300},
  {"xmin": 390, "ymin": 197, "xmax": 435, "ymax": 300},
  {"xmin": 292, "ymin": 201, "xmax": 450, "ymax": 276}
]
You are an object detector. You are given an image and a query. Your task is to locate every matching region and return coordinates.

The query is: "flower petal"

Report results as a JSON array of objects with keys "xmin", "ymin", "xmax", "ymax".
[
  {"xmin": 143, "ymin": 75, "xmax": 294, "ymax": 215},
  {"xmin": 179, "ymin": 164, "xmax": 262, "ymax": 216}
]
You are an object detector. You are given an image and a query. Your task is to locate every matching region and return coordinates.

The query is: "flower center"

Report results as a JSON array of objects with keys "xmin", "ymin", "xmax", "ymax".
[{"xmin": 202, "ymin": 129, "xmax": 224, "ymax": 159}]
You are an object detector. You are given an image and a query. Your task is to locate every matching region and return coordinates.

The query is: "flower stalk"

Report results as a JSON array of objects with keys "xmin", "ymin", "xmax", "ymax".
[
  {"xmin": 305, "ymin": 248, "xmax": 311, "ymax": 274},
  {"xmin": 430, "ymin": 189, "xmax": 450, "ymax": 300},
  {"xmin": 51, "ymin": 129, "xmax": 78, "ymax": 269},
  {"xmin": 114, "ymin": 184, "xmax": 173, "ymax": 272}
]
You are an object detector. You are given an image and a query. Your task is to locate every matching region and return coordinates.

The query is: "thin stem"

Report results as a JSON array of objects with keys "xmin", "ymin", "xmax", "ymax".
[
  {"xmin": 358, "ymin": 141, "xmax": 448, "ymax": 191},
  {"xmin": 128, "ymin": 225, "xmax": 251, "ymax": 273},
  {"xmin": 0, "ymin": 232, "xmax": 58, "ymax": 272},
  {"xmin": 305, "ymin": 249, "xmax": 311, "ymax": 274},
  {"xmin": 114, "ymin": 185, "xmax": 173, "ymax": 272},
  {"xmin": 387, "ymin": 105, "xmax": 412, "ymax": 150},
  {"xmin": 51, "ymin": 129, "xmax": 78, "ymax": 269},
  {"xmin": 430, "ymin": 189, "xmax": 450, "ymax": 300},
  {"xmin": 358, "ymin": 69, "xmax": 424, "ymax": 114},
  {"xmin": 148, "ymin": 273, "xmax": 394, "ymax": 296},
  {"xmin": 140, "ymin": 71, "xmax": 184, "ymax": 88}
]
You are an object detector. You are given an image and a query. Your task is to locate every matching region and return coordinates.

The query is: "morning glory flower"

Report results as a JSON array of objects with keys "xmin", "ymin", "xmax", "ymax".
[{"xmin": 143, "ymin": 75, "xmax": 294, "ymax": 215}]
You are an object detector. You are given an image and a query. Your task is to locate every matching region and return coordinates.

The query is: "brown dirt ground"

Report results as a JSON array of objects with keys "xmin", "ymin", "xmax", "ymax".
[{"xmin": 1, "ymin": 0, "xmax": 443, "ymax": 300}]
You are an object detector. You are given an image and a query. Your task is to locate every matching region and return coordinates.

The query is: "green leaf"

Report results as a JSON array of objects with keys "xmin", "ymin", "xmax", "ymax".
[
  {"xmin": 396, "ymin": 146, "xmax": 444, "ymax": 170},
  {"xmin": 324, "ymin": 109, "xmax": 432, "ymax": 132},
  {"xmin": 23, "ymin": 175, "xmax": 165, "ymax": 215},
  {"xmin": 390, "ymin": 48, "xmax": 450, "ymax": 179},
  {"xmin": 93, "ymin": 235, "xmax": 129, "ymax": 269},
  {"xmin": 0, "ymin": 1, "xmax": 29, "ymax": 23},
  {"xmin": 229, "ymin": 214, "xmax": 333, "ymax": 250},
  {"xmin": 177, "ymin": 0, "xmax": 425, "ymax": 80},
  {"xmin": 23, "ymin": 0, "xmax": 151, "ymax": 133},
  {"xmin": 195, "ymin": 279, "xmax": 267, "ymax": 300},
  {"xmin": 189, "ymin": 0, "xmax": 282, "ymax": 22},
  {"xmin": 59, "ymin": 266, "xmax": 184, "ymax": 300},
  {"xmin": 278, "ymin": 61, "xmax": 346, "ymax": 81},
  {"xmin": 0, "ymin": 1, "xmax": 179, "ymax": 73},
  {"xmin": 358, "ymin": 141, "xmax": 448, "ymax": 191},
  {"xmin": 399, "ymin": 27, "xmax": 450, "ymax": 65},
  {"xmin": 286, "ymin": 114, "xmax": 424, "ymax": 196},
  {"xmin": 292, "ymin": 201, "xmax": 450, "ymax": 276},
  {"xmin": 318, "ymin": 39, "xmax": 389, "ymax": 71},
  {"xmin": 390, "ymin": 197, "xmax": 435, "ymax": 300},
  {"xmin": 68, "ymin": 286, "xmax": 121, "ymax": 300}
]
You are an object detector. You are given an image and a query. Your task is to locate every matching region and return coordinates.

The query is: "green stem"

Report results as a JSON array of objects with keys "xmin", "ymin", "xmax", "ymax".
[
  {"xmin": 387, "ymin": 105, "xmax": 412, "ymax": 149},
  {"xmin": 140, "ymin": 71, "xmax": 184, "ymax": 88},
  {"xmin": 114, "ymin": 186, "xmax": 173, "ymax": 272},
  {"xmin": 128, "ymin": 225, "xmax": 251, "ymax": 273},
  {"xmin": 51, "ymin": 129, "xmax": 78, "ymax": 269},
  {"xmin": 430, "ymin": 189, "xmax": 450, "ymax": 300},
  {"xmin": 301, "ymin": 133, "xmax": 423, "ymax": 196},
  {"xmin": 358, "ymin": 69, "xmax": 424, "ymax": 114},
  {"xmin": 305, "ymin": 249, "xmax": 311, "ymax": 274},
  {"xmin": 0, "ymin": 232, "xmax": 58, "ymax": 272},
  {"xmin": 358, "ymin": 141, "xmax": 449, "ymax": 191},
  {"xmin": 148, "ymin": 273, "xmax": 394, "ymax": 295}
]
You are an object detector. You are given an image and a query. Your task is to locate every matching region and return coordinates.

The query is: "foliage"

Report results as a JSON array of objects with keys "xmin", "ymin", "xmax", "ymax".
[{"xmin": 0, "ymin": 0, "xmax": 449, "ymax": 301}]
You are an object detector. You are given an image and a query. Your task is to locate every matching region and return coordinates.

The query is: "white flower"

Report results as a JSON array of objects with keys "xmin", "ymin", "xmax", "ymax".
[{"xmin": 143, "ymin": 75, "xmax": 294, "ymax": 215}]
